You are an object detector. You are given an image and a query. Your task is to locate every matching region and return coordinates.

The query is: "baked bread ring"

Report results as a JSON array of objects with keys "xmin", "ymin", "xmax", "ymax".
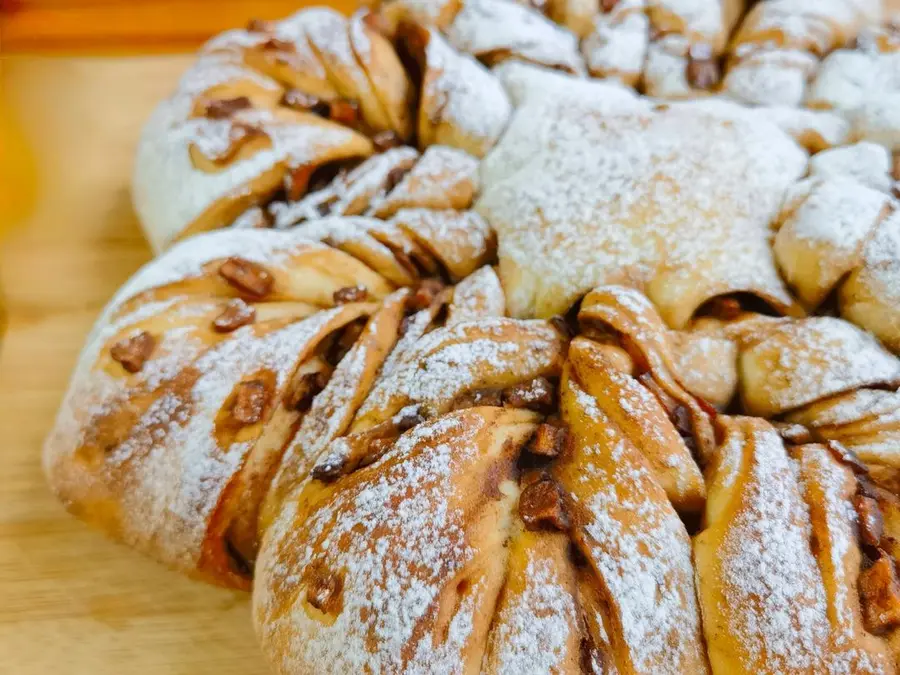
[{"xmin": 49, "ymin": 2, "xmax": 900, "ymax": 673}]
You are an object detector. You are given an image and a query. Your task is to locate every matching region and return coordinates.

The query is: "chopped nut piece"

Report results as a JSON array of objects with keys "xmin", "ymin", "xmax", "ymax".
[
  {"xmin": 599, "ymin": 0, "xmax": 618, "ymax": 11},
  {"xmin": 233, "ymin": 379, "xmax": 270, "ymax": 424},
  {"xmin": 855, "ymin": 495, "xmax": 885, "ymax": 548},
  {"xmin": 502, "ymin": 377, "xmax": 555, "ymax": 411},
  {"xmin": 312, "ymin": 406, "xmax": 422, "ymax": 481},
  {"xmin": 328, "ymin": 99, "xmax": 360, "ymax": 127},
  {"xmin": 218, "ymin": 257, "xmax": 274, "ymax": 299},
  {"xmin": 202, "ymin": 96, "xmax": 252, "ymax": 119},
  {"xmin": 527, "ymin": 423, "xmax": 569, "ymax": 458},
  {"xmin": 398, "ymin": 314, "xmax": 416, "ymax": 337},
  {"xmin": 687, "ymin": 46, "xmax": 720, "ymax": 90},
  {"xmin": 519, "ymin": 477, "xmax": 569, "ymax": 531},
  {"xmin": 212, "ymin": 299, "xmax": 256, "ymax": 333},
  {"xmin": 313, "ymin": 437, "xmax": 390, "ymax": 481},
  {"xmin": 333, "ymin": 285, "xmax": 369, "ymax": 305},
  {"xmin": 384, "ymin": 166, "xmax": 409, "ymax": 193},
  {"xmin": 452, "ymin": 389, "xmax": 503, "ymax": 410},
  {"xmin": 407, "ymin": 279, "xmax": 445, "ymax": 311},
  {"xmin": 285, "ymin": 370, "xmax": 329, "ymax": 412},
  {"xmin": 372, "ymin": 131, "xmax": 402, "ymax": 151},
  {"xmin": 110, "ymin": 331, "xmax": 155, "ymax": 373},
  {"xmin": 893, "ymin": 152, "xmax": 900, "ymax": 183},
  {"xmin": 304, "ymin": 563, "xmax": 344, "ymax": 615},
  {"xmin": 328, "ymin": 320, "xmax": 366, "ymax": 365},
  {"xmin": 705, "ymin": 296, "xmax": 742, "ymax": 320},
  {"xmin": 281, "ymin": 89, "xmax": 330, "ymax": 117},
  {"xmin": 395, "ymin": 406, "xmax": 424, "ymax": 431},
  {"xmin": 311, "ymin": 438, "xmax": 356, "ymax": 482},
  {"xmin": 860, "ymin": 556, "xmax": 900, "ymax": 633},
  {"xmin": 580, "ymin": 635, "xmax": 608, "ymax": 675},
  {"xmin": 826, "ymin": 440, "xmax": 869, "ymax": 475},
  {"xmin": 638, "ymin": 372, "xmax": 693, "ymax": 436}
]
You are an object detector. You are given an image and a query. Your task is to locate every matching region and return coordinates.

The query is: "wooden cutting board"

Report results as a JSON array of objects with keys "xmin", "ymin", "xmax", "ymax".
[{"xmin": 0, "ymin": 56, "xmax": 269, "ymax": 675}]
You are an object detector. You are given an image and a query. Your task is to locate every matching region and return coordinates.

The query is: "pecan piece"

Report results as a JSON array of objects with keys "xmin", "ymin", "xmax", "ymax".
[
  {"xmin": 304, "ymin": 563, "xmax": 344, "ymax": 615},
  {"xmin": 599, "ymin": 0, "xmax": 619, "ymax": 11},
  {"xmin": 384, "ymin": 166, "xmax": 409, "ymax": 193},
  {"xmin": 232, "ymin": 379, "xmax": 270, "ymax": 425},
  {"xmin": 285, "ymin": 369, "xmax": 329, "ymax": 412},
  {"xmin": 580, "ymin": 635, "xmax": 609, "ymax": 675},
  {"xmin": 333, "ymin": 285, "xmax": 369, "ymax": 305},
  {"xmin": 110, "ymin": 331, "xmax": 155, "ymax": 373},
  {"xmin": 280, "ymin": 89, "xmax": 330, "ymax": 117},
  {"xmin": 212, "ymin": 299, "xmax": 256, "ymax": 333},
  {"xmin": 452, "ymin": 389, "xmax": 503, "ymax": 410},
  {"xmin": 502, "ymin": 377, "xmax": 555, "ymax": 412},
  {"xmin": 328, "ymin": 99, "xmax": 360, "ymax": 127},
  {"xmin": 372, "ymin": 130, "xmax": 402, "ymax": 151},
  {"xmin": 311, "ymin": 406, "xmax": 423, "ymax": 481},
  {"xmin": 218, "ymin": 257, "xmax": 274, "ymax": 299},
  {"xmin": 638, "ymin": 374, "xmax": 688, "ymax": 429},
  {"xmin": 202, "ymin": 96, "xmax": 251, "ymax": 119},
  {"xmin": 686, "ymin": 46, "xmax": 720, "ymax": 91},
  {"xmin": 704, "ymin": 296, "xmax": 742, "ymax": 320},
  {"xmin": 407, "ymin": 279, "xmax": 445, "ymax": 312},
  {"xmin": 893, "ymin": 152, "xmax": 900, "ymax": 183},
  {"xmin": 855, "ymin": 494, "xmax": 885, "ymax": 548},
  {"xmin": 519, "ymin": 477, "xmax": 569, "ymax": 531},
  {"xmin": 860, "ymin": 556, "xmax": 900, "ymax": 633},
  {"xmin": 312, "ymin": 433, "xmax": 397, "ymax": 482},
  {"xmin": 527, "ymin": 423, "xmax": 569, "ymax": 458}
]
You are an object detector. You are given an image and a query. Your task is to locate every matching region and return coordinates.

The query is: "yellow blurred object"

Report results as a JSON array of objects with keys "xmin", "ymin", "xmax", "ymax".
[
  {"xmin": 0, "ymin": 83, "xmax": 38, "ymax": 238},
  {"xmin": 1, "ymin": 0, "xmax": 370, "ymax": 53}
]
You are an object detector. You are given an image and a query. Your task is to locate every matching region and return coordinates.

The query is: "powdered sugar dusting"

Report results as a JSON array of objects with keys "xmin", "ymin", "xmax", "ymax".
[
  {"xmin": 702, "ymin": 422, "xmax": 831, "ymax": 671},
  {"xmin": 740, "ymin": 316, "xmax": 900, "ymax": 417},
  {"xmin": 447, "ymin": 0, "xmax": 585, "ymax": 74},
  {"xmin": 446, "ymin": 265, "xmax": 506, "ymax": 325},
  {"xmin": 372, "ymin": 145, "xmax": 479, "ymax": 218},
  {"xmin": 419, "ymin": 28, "xmax": 512, "ymax": 158},
  {"xmin": 354, "ymin": 318, "xmax": 562, "ymax": 423},
  {"xmin": 478, "ymin": 81, "xmax": 805, "ymax": 322},
  {"xmin": 391, "ymin": 209, "xmax": 494, "ymax": 281},
  {"xmin": 255, "ymin": 411, "xmax": 518, "ymax": 674},
  {"xmin": 563, "ymin": 384, "xmax": 706, "ymax": 673},
  {"xmin": 487, "ymin": 550, "xmax": 579, "ymax": 674},
  {"xmin": 269, "ymin": 148, "xmax": 420, "ymax": 228}
]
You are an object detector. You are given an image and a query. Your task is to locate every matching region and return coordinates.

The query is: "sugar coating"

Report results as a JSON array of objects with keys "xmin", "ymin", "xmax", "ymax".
[
  {"xmin": 478, "ymin": 78, "xmax": 805, "ymax": 323},
  {"xmin": 255, "ymin": 411, "xmax": 517, "ymax": 674}
]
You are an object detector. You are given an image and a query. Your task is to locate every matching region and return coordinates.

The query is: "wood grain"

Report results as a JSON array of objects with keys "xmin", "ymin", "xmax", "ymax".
[
  {"xmin": 1, "ymin": 0, "xmax": 363, "ymax": 53},
  {"xmin": 0, "ymin": 56, "xmax": 268, "ymax": 674}
]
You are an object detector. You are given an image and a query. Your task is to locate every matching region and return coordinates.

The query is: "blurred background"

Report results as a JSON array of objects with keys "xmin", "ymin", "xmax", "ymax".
[{"xmin": 1, "ymin": 0, "xmax": 358, "ymax": 52}]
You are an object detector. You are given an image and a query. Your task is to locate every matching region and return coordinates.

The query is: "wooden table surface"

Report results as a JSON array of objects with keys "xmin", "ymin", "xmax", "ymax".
[{"xmin": 0, "ymin": 56, "xmax": 269, "ymax": 674}]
